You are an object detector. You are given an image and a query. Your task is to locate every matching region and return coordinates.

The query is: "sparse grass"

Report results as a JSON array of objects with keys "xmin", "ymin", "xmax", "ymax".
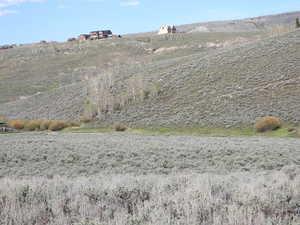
[
  {"xmin": 64, "ymin": 124, "xmax": 300, "ymax": 138},
  {"xmin": 63, "ymin": 127, "xmax": 113, "ymax": 133},
  {"xmin": 134, "ymin": 127, "xmax": 255, "ymax": 136},
  {"xmin": 255, "ymin": 116, "xmax": 282, "ymax": 133}
]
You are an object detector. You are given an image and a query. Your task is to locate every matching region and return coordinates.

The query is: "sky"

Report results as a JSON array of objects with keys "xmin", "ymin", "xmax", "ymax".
[{"xmin": 0, "ymin": 0, "xmax": 300, "ymax": 44}]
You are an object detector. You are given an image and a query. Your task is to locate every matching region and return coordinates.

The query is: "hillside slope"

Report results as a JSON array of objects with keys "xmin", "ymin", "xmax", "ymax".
[
  {"xmin": 1, "ymin": 30, "xmax": 299, "ymax": 127},
  {"xmin": 2, "ymin": 11, "xmax": 298, "ymax": 104},
  {"xmin": 1, "ymin": 12, "xmax": 300, "ymax": 127},
  {"xmin": 180, "ymin": 11, "xmax": 300, "ymax": 33},
  {"xmin": 0, "ymin": 39, "xmax": 150, "ymax": 104},
  {"xmin": 102, "ymin": 30, "xmax": 300, "ymax": 127}
]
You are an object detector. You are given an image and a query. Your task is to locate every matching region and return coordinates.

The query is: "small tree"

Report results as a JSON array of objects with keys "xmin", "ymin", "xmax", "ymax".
[{"xmin": 296, "ymin": 18, "xmax": 300, "ymax": 29}]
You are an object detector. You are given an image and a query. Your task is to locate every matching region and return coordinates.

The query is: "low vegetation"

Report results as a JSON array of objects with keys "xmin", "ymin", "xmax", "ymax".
[
  {"xmin": 255, "ymin": 116, "xmax": 282, "ymax": 132},
  {"xmin": 2, "ymin": 115, "xmax": 298, "ymax": 138},
  {"xmin": 66, "ymin": 123, "xmax": 300, "ymax": 138}
]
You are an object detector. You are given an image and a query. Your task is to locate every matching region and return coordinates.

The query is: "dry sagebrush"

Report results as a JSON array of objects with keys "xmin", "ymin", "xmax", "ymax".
[{"xmin": 0, "ymin": 170, "xmax": 300, "ymax": 225}]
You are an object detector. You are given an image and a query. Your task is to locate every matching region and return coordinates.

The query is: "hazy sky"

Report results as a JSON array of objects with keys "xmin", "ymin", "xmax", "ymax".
[{"xmin": 1, "ymin": 0, "xmax": 300, "ymax": 44}]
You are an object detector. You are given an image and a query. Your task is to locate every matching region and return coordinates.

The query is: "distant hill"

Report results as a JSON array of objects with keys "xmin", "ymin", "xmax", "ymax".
[
  {"xmin": 127, "ymin": 11, "xmax": 300, "ymax": 37},
  {"xmin": 178, "ymin": 11, "xmax": 300, "ymax": 33}
]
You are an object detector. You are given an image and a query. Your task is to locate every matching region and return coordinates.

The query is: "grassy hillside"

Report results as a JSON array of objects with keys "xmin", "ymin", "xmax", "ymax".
[
  {"xmin": 90, "ymin": 29, "xmax": 300, "ymax": 128},
  {"xmin": 0, "ymin": 11, "xmax": 299, "ymax": 127}
]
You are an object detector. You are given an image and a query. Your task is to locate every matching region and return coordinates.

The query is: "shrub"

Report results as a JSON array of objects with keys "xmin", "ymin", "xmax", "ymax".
[
  {"xmin": 255, "ymin": 117, "xmax": 282, "ymax": 132},
  {"xmin": 40, "ymin": 120, "xmax": 52, "ymax": 131},
  {"xmin": 8, "ymin": 120, "xmax": 25, "ymax": 130},
  {"xmin": 48, "ymin": 121, "xmax": 66, "ymax": 131},
  {"xmin": 114, "ymin": 123, "xmax": 127, "ymax": 132},
  {"xmin": 25, "ymin": 120, "xmax": 42, "ymax": 131}
]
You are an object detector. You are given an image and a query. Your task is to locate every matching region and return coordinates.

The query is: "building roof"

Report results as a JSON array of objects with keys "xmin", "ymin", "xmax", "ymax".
[{"xmin": 90, "ymin": 30, "xmax": 112, "ymax": 33}]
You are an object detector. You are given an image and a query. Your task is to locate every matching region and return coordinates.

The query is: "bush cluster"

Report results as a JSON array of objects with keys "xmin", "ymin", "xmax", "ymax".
[
  {"xmin": 255, "ymin": 117, "xmax": 282, "ymax": 132},
  {"xmin": 8, "ymin": 120, "xmax": 26, "ymax": 130},
  {"xmin": 6, "ymin": 119, "xmax": 80, "ymax": 132},
  {"xmin": 114, "ymin": 123, "xmax": 127, "ymax": 132},
  {"xmin": 25, "ymin": 120, "xmax": 42, "ymax": 131},
  {"xmin": 48, "ymin": 121, "xmax": 67, "ymax": 131}
]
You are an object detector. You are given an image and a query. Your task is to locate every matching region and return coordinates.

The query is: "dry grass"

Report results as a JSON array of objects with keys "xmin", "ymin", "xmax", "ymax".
[
  {"xmin": 7, "ymin": 120, "xmax": 26, "ymax": 130},
  {"xmin": 255, "ymin": 116, "xmax": 282, "ymax": 132},
  {"xmin": 48, "ymin": 121, "xmax": 67, "ymax": 131},
  {"xmin": 0, "ymin": 170, "xmax": 299, "ymax": 225}
]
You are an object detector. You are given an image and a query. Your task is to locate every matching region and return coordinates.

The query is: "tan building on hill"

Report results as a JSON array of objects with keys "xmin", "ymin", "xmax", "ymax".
[{"xmin": 158, "ymin": 25, "xmax": 176, "ymax": 35}]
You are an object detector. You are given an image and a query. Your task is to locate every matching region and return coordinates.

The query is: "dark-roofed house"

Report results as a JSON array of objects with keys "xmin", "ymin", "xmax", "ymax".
[
  {"xmin": 77, "ymin": 30, "xmax": 114, "ymax": 41},
  {"xmin": 89, "ymin": 30, "xmax": 113, "ymax": 40}
]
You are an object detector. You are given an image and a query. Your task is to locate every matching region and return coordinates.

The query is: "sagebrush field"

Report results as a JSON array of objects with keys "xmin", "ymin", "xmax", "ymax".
[{"xmin": 1, "ymin": 171, "xmax": 300, "ymax": 225}]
